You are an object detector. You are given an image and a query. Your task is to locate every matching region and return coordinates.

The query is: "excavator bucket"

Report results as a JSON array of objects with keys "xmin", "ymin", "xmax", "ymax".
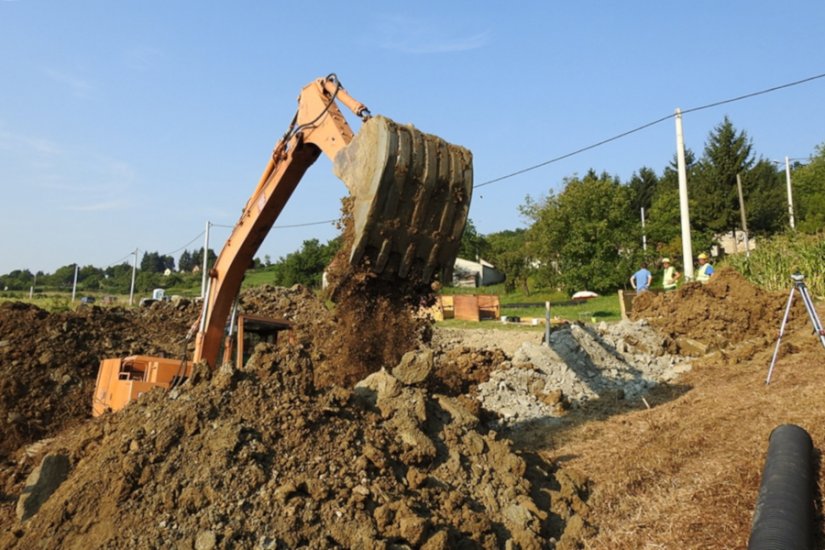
[{"xmin": 333, "ymin": 116, "xmax": 473, "ymax": 282}]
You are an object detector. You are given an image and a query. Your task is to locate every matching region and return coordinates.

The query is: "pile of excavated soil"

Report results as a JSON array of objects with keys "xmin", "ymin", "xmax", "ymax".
[
  {"xmin": 1, "ymin": 335, "xmax": 589, "ymax": 549},
  {"xmin": 0, "ymin": 300, "xmax": 198, "ymax": 461},
  {"xmin": 631, "ymin": 267, "xmax": 808, "ymax": 361},
  {"xmin": 0, "ymin": 284, "xmax": 362, "ymax": 465}
]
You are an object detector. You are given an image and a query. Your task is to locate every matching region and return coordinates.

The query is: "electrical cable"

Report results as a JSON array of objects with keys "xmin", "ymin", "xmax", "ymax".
[
  {"xmin": 106, "ymin": 252, "xmax": 135, "ymax": 267},
  {"xmin": 162, "ymin": 231, "xmax": 205, "ymax": 257},
  {"xmin": 474, "ymin": 71, "xmax": 825, "ymax": 189}
]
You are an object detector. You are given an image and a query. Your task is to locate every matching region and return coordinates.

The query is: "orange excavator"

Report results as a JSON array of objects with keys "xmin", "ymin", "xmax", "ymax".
[{"xmin": 92, "ymin": 74, "xmax": 473, "ymax": 416}]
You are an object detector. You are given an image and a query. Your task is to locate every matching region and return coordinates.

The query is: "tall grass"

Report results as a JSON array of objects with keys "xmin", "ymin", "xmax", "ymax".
[{"xmin": 723, "ymin": 233, "xmax": 825, "ymax": 298}]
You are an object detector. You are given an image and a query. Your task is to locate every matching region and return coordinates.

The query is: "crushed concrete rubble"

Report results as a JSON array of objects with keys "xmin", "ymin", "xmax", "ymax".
[{"xmin": 477, "ymin": 320, "xmax": 692, "ymax": 428}]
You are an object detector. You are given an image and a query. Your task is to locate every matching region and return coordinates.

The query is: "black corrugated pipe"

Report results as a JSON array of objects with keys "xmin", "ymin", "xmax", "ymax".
[{"xmin": 748, "ymin": 424, "xmax": 814, "ymax": 550}]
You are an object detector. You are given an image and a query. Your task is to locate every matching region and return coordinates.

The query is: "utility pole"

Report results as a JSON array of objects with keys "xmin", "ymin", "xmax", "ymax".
[
  {"xmin": 736, "ymin": 174, "xmax": 750, "ymax": 257},
  {"xmin": 201, "ymin": 220, "xmax": 211, "ymax": 299},
  {"xmin": 29, "ymin": 273, "xmax": 36, "ymax": 299},
  {"xmin": 71, "ymin": 264, "xmax": 79, "ymax": 301},
  {"xmin": 675, "ymin": 108, "xmax": 694, "ymax": 281},
  {"xmin": 129, "ymin": 248, "xmax": 138, "ymax": 306},
  {"xmin": 641, "ymin": 207, "xmax": 648, "ymax": 252},
  {"xmin": 784, "ymin": 156, "xmax": 796, "ymax": 230}
]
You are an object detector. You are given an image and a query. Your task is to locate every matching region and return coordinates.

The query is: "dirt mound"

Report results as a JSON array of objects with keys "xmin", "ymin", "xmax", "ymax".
[
  {"xmin": 631, "ymin": 267, "xmax": 808, "ymax": 360},
  {"xmin": 1, "ymin": 336, "xmax": 585, "ymax": 548},
  {"xmin": 0, "ymin": 287, "xmax": 331, "ymax": 464},
  {"xmin": 0, "ymin": 300, "xmax": 197, "ymax": 461}
]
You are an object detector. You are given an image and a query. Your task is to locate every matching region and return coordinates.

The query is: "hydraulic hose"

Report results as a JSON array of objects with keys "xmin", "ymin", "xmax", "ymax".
[{"xmin": 748, "ymin": 424, "xmax": 814, "ymax": 550}]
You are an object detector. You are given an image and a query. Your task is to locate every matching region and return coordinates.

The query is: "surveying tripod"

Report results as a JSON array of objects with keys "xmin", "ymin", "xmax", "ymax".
[{"xmin": 766, "ymin": 273, "xmax": 825, "ymax": 384}]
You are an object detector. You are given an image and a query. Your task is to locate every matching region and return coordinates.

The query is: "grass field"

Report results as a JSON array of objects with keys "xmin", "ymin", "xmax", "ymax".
[
  {"xmin": 438, "ymin": 283, "xmax": 623, "ymax": 328},
  {"xmin": 3, "ymin": 272, "xmax": 624, "ymax": 324}
]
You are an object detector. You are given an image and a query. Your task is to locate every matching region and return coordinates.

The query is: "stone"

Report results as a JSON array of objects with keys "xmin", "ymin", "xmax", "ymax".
[
  {"xmin": 353, "ymin": 369, "xmax": 400, "ymax": 408},
  {"xmin": 194, "ymin": 530, "xmax": 216, "ymax": 550},
  {"xmin": 392, "ymin": 349, "xmax": 434, "ymax": 385}
]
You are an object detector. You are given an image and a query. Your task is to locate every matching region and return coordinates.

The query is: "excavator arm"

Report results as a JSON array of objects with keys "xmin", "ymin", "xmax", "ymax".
[
  {"xmin": 92, "ymin": 74, "xmax": 472, "ymax": 414},
  {"xmin": 194, "ymin": 74, "xmax": 473, "ymax": 369},
  {"xmin": 192, "ymin": 76, "xmax": 364, "ymax": 367}
]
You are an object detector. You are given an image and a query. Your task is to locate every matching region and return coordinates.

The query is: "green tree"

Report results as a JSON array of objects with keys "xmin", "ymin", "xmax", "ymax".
[
  {"xmin": 191, "ymin": 248, "xmax": 218, "ymax": 271},
  {"xmin": 141, "ymin": 252, "xmax": 175, "ymax": 273},
  {"xmin": 691, "ymin": 117, "xmax": 755, "ymax": 234},
  {"xmin": 646, "ymin": 151, "xmax": 698, "ymax": 257},
  {"xmin": 742, "ymin": 159, "xmax": 786, "ymax": 235},
  {"xmin": 486, "ymin": 229, "xmax": 530, "ymax": 293},
  {"xmin": 270, "ymin": 238, "xmax": 342, "ymax": 287},
  {"xmin": 793, "ymin": 144, "xmax": 825, "ymax": 233},
  {"xmin": 628, "ymin": 166, "xmax": 659, "ymax": 214},
  {"xmin": 0, "ymin": 269, "xmax": 34, "ymax": 291},
  {"xmin": 524, "ymin": 170, "xmax": 636, "ymax": 294},
  {"xmin": 178, "ymin": 250, "xmax": 195, "ymax": 272},
  {"xmin": 457, "ymin": 219, "xmax": 489, "ymax": 260}
]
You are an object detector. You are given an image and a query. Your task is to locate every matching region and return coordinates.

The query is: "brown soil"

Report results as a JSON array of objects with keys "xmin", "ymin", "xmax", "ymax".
[
  {"xmin": 631, "ymin": 267, "xmax": 807, "ymax": 361},
  {"xmin": 1, "ymin": 265, "xmax": 824, "ymax": 548},
  {"xmin": 0, "ymin": 318, "xmax": 579, "ymax": 548},
  {"xmin": 0, "ymin": 299, "xmax": 198, "ymax": 461}
]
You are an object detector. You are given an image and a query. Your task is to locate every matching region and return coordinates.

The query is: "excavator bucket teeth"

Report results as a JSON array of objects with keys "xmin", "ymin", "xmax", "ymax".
[{"xmin": 333, "ymin": 115, "xmax": 473, "ymax": 282}]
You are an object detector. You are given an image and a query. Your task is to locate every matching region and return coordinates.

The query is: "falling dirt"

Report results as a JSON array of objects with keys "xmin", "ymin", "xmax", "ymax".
[{"xmin": 314, "ymin": 200, "xmax": 435, "ymax": 388}]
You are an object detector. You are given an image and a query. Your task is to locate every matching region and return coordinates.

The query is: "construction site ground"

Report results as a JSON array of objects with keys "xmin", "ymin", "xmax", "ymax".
[{"xmin": 1, "ymin": 268, "xmax": 824, "ymax": 548}]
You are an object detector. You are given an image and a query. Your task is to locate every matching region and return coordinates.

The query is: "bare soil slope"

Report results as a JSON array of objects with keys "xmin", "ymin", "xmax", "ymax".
[{"xmin": 0, "ymin": 300, "xmax": 198, "ymax": 460}]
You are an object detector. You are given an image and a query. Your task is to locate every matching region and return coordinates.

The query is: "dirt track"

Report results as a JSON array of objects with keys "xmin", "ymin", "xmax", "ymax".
[{"xmin": 1, "ymin": 268, "xmax": 824, "ymax": 548}]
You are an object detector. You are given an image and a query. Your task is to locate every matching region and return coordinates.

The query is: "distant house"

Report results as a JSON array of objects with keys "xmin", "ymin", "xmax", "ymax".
[
  {"xmin": 163, "ymin": 268, "xmax": 173, "ymax": 277},
  {"xmin": 452, "ymin": 257, "xmax": 505, "ymax": 288},
  {"xmin": 714, "ymin": 230, "xmax": 756, "ymax": 256}
]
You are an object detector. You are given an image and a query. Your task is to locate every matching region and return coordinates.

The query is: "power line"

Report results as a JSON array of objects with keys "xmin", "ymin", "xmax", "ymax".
[
  {"xmin": 474, "ymin": 71, "xmax": 825, "ymax": 189},
  {"xmin": 209, "ymin": 219, "xmax": 337, "ymax": 231},
  {"xmin": 272, "ymin": 219, "xmax": 337, "ymax": 229},
  {"xmin": 162, "ymin": 231, "xmax": 205, "ymax": 257},
  {"xmin": 106, "ymin": 251, "xmax": 136, "ymax": 267}
]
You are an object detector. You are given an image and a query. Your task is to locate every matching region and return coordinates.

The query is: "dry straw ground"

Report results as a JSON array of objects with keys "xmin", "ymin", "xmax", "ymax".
[{"xmin": 531, "ymin": 269, "xmax": 825, "ymax": 549}]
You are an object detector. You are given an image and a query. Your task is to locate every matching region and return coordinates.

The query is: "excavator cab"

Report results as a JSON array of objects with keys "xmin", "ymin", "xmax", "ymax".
[
  {"xmin": 220, "ymin": 314, "xmax": 290, "ymax": 369},
  {"xmin": 93, "ymin": 315, "xmax": 290, "ymax": 417},
  {"xmin": 93, "ymin": 74, "xmax": 472, "ymax": 416}
]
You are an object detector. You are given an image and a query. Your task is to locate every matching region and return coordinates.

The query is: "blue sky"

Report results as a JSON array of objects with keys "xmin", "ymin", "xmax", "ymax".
[{"xmin": 1, "ymin": 1, "xmax": 823, "ymax": 275}]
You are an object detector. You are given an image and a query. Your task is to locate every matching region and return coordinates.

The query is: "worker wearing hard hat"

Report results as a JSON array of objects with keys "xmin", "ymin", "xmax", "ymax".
[
  {"xmin": 696, "ymin": 253, "xmax": 714, "ymax": 283},
  {"xmin": 661, "ymin": 258, "xmax": 681, "ymax": 290}
]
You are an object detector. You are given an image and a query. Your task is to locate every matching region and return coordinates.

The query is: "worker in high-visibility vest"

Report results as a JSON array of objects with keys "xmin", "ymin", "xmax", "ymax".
[
  {"xmin": 661, "ymin": 258, "xmax": 681, "ymax": 290},
  {"xmin": 696, "ymin": 252, "xmax": 714, "ymax": 283}
]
